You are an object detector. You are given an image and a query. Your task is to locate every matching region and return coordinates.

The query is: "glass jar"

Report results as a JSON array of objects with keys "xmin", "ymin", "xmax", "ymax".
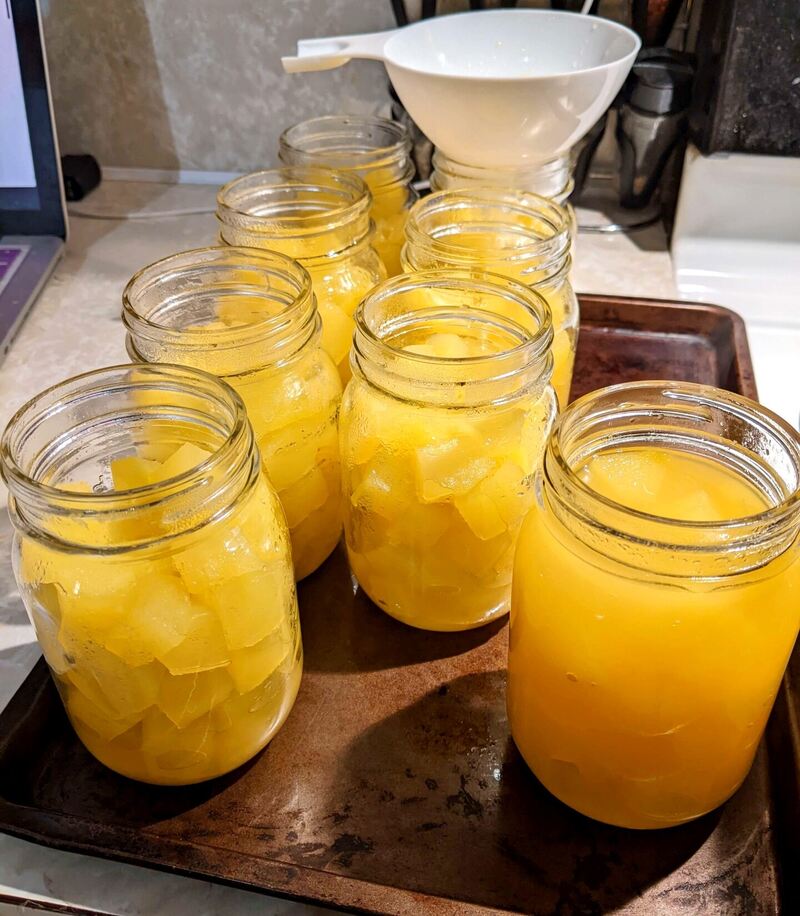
[
  {"xmin": 508, "ymin": 381, "xmax": 800, "ymax": 829},
  {"xmin": 123, "ymin": 246, "xmax": 342, "ymax": 581},
  {"xmin": 279, "ymin": 115, "xmax": 418, "ymax": 277},
  {"xmin": 341, "ymin": 270, "xmax": 557, "ymax": 632},
  {"xmin": 402, "ymin": 188, "xmax": 579, "ymax": 408},
  {"xmin": 430, "ymin": 149, "xmax": 577, "ymax": 241},
  {"xmin": 216, "ymin": 167, "xmax": 386, "ymax": 382},
  {"xmin": 0, "ymin": 364, "xmax": 302, "ymax": 785}
]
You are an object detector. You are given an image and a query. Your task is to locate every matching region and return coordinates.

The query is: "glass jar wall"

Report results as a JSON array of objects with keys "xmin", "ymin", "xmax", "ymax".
[
  {"xmin": 340, "ymin": 270, "xmax": 557, "ymax": 632},
  {"xmin": 508, "ymin": 381, "xmax": 800, "ymax": 828},
  {"xmin": 123, "ymin": 247, "xmax": 342, "ymax": 581},
  {"xmin": 279, "ymin": 115, "xmax": 417, "ymax": 277},
  {"xmin": 430, "ymin": 150, "xmax": 577, "ymax": 241},
  {"xmin": 402, "ymin": 188, "xmax": 578, "ymax": 407},
  {"xmin": 0, "ymin": 365, "xmax": 302, "ymax": 785},
  {"xmin": 216, "ymin": 167, "xmax": 386, "ymax": 382}
]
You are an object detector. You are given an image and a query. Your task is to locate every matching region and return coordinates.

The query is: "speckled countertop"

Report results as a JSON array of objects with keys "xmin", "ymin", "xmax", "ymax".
[{"xmin": 0, "ymin": 179, "xmax": 796, "ymax": 915}]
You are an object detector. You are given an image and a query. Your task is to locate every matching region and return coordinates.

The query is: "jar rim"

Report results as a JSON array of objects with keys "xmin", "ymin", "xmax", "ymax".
[
  {"xmin": 352, "ymin": 269, "xmax": 554, "ymax": 407},
  {"xmin": 122, "ymin": 246, "xmax": 316, "ymax": 355},
  {"xmin": 404, "ymin": 188, "xmax": 570, "ymax": 268},
  {"xmin": 216, "ymin": 166, "xmax": 371, "ymax": 237},
  {"xmin": 0, "ymin": 363, "xmax": 251, "ymax": 510},
  {"xmin": 547, "ymin": 380, "xmax": 800, "ymax": 539},
  {"xmin": 279, "ymin": 115, "xmax": 413, "ymax": 188}
]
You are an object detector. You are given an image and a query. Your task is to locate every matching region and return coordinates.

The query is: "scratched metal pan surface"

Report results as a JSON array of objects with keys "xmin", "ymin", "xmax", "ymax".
[{"xmin": 0, "ymin": 296, "xmax": 794, "ymax": 916}]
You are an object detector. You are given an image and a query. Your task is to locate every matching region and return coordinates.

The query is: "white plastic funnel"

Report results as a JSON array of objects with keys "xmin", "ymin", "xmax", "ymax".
[{"xmin": 282, "ymin": 10, "xmax": 640, "ymax": 168}]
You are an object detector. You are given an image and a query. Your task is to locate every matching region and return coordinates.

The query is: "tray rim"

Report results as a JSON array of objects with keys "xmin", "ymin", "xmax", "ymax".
[{"xmin": 0, "ymin": 294, "xmax": 772, "ymax": 916}]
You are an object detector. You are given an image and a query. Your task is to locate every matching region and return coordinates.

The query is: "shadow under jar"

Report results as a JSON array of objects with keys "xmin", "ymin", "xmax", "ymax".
[
  {"xmin": 123, "ymin": 246, "xmax": 342, "ymax": 581},
  {"xmin": 508, "ymin": 381, "xmax": 800, "ymax": 828},
  {"xmin": 279, "ymin": 115, "xmax": 418, "ymax": 277},
  {"xmin": 216, "ymin": 167, "xmax": 386, "ymax": 383},
  {"xmin": 401, "ymin": 188, "xmax": 578, "ymax": 408},
  {"xmin": 0, "ymin": 364, "xmax": 302, "ymax": 785},
  {"xmin": 340, "ymin": 269, "xmax": 557, "ymax": 632}
]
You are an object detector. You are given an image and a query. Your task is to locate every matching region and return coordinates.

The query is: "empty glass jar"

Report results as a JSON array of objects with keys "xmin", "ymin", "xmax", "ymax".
[
  {"xmin": 216, "ymin": 167, "xmax": 386, "ymax": 382},
  {"xmin": 279, "ymin": 115, "xmax": 417, "ymax": 277},
  {"xmin": 430, "ymin": 149, "xmax": 577, "ymax": 240},
  {"xmin": 402, "ymin": 188, "xmax": 579, "ymax": 407},
  {"xmin": 340, "ymin": 270, "xmax": 557, "ymax": 631},
  {"xmin": 123, "ymin": 246, "xmax": 342, "ymax": 581},
  {"xmin": 1, "ymin": 364, "xmax": 302, "ymax": 785}
]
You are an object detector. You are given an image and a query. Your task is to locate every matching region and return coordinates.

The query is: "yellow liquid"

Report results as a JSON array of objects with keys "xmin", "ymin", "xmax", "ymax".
[
  {"xmin": 200, "ymin": 303, "xmax": 342, "ymax": 580},
  {"xmin": 341, "ymin": 329, "xmax": 556, "ymax": 631},
  {"xmin": 508, "ymin": 447, "xmax": 800, "ymax": 828},
  {"xmin": 19, "ymin": 446, "xmax": 302, "ymax": 785}
]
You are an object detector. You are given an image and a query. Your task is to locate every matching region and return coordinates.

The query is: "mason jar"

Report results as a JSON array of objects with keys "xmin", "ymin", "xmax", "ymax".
[
  {"xmin": 279, "ymin": 115, "xmax": 418, "ymax": 277},
  {"xmin": 0, "ymin": 364, "xmax": 302, "ymax": 785},
  {"xmin": 508, "ymin": 381, "xmax": 800, "ymax": 828},
  {"xmin": 123, "ymin": 246, "xmax": 342, "ymax": 581},
  {"xmin": 402, "ymin": 188, "xmax": 578, "ymax": 408},
  {"xmin": 216, "ymin": 167, "xmax": 386, "ymax": 382},
  {"xmin": 430, "ymin": 149, "xmax": 577, "ymax": 241},
  {"xmin": 340, "ymin": 270, "xmax": 557, "ymax": 632}
]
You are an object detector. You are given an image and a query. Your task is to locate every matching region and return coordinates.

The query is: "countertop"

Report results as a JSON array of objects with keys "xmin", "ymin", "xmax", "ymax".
[{"xmin": 0, "ymin": 179, "xmax": 797, "ymax": 915}]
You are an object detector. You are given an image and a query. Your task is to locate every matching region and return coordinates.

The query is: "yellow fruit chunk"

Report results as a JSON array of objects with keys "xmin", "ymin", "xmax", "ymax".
[
  {"xmin": 111, "ymin": 456, "xmax": 162, "ymax": 490},
  {"xmin": 280, "ymin": 466, "xmax": 329, "ymax": 529},
  {"xmin": 290, "ymin": 495, "xmax": 342, "ymax": 579},
  {"xmin": 159, "ymin": 608, "xmax": 231, "ymax": 675},
  {"xmin": 386, "ymin": 501, "xmax": 453, "ymax": 550},
  {"xmin": 140, "ymin": 708, "xmax": 213, "ymax": 772},
  {"xmin": 351, "ymin": 462, "xmax": 414, "ymax": 520},
  {"xmin": 56, "ymin": 557, "xmax": 139, "ymax": 643},
  {"xmin": 228, "ymin": 624, "xmax": 292, "ymax": 694},
  {"xmin": 157, "ymin": 668, "xmax": 234, "ymax": 728},
  {"xmin": 158, "ymin": 443, "xmax": 212, "ymax": 481},
  {"xmin": 581, "ymin": 448, "xmax": 669, "ymax": 509},
  {"xmin": 454, "ymin": 489, "xmax": 507, "ymax": 541},
  {"xmin": 103, "ymin": 575, "xmax": 194, "ymax": 667},
  {"xmin": 318, "ymin": 301, "xmax": 356, "ymax": 369},
  {"xmin": 65, "ymin": 648, "xmax": 162, "ymax": 718},
  {"xmin": 415, "ymin": 438, "xmax": 496, "ymax": 503},
  {"xmin": 29, "ymin": 586, "xmax": 69, "ymax": 675},
  {"xmin": 438, "ymin": 521, "xmax": 512, "ymax": 581},
  {"xmin": 206, "ymin": 566, "xmax": 291, "ymax": 651},
  {"xmin": 66, "ymin": 683, "xmax": 144, "ymax": 741}
]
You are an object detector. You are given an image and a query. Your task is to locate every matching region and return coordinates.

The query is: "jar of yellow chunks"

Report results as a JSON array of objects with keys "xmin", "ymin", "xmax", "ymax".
[
  {"xmin": 340, "ymin": 270, "xmax": 557, "ymax": 631},
  {"xmin": 508, "ymin": 381, "xmax": 800, "ymax": 828},
  {"xmin": 0, "ymin": 365, "xmax": 302, "ymax": 785},
  {"xmin": 402, "ymin": 188, "xmax": 578, "ymax": 408},
  {"xmin": 279, "ymin": 115, "xmax": 418, "ymax": 277},
  {"xmin": 429, "ymin": 149, "xmax": 577, "ymax": 242},
  {"xmin": 216, "ymin": 167, "xmax": 386, "ymax": 382},
  {"xmin": 123, "ymin": 247, "xmax": 341, "ymax": 581}
]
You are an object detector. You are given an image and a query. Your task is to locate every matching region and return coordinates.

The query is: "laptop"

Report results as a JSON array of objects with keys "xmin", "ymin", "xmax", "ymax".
[{"xmin": 0, "ymin": 0, "xmax": 67, "ymax": 359}]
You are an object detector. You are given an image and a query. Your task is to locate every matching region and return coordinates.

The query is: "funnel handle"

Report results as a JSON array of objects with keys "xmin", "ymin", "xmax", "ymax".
[{"xmin": 281, "ymin": 29, "xmax": 394, "ymax": 73}]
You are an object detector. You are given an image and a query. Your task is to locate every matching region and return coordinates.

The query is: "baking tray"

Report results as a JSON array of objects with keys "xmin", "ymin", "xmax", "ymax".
[{"xmin": 0, "ymin": 295, "xmax": 794, "ymax": 916}]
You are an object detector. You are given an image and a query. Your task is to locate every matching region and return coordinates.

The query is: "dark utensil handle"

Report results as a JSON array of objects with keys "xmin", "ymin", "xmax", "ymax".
[{"xmin": 391, "ymin": 0, "xmax": 409, "ymax": 26}]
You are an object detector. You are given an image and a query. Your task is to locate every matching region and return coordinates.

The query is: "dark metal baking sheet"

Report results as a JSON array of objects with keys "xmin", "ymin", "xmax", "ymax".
[{"xmin": 0, "ymin": 295, "xmax": 793, "ymax": 916}]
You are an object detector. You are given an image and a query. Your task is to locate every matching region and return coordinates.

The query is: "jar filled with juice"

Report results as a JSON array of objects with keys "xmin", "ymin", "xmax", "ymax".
[
  {"xmin": 123, "ymin": 246, "xmax": 341, "ymax": 581},
  {"xmin": 0, "ymin": 365, "xmax": 302, "ymax": 785},
  {"xmin": 402, "ymin": 188, "xmax": 578, "ymax": 408},
  {"xmin": 279, "ymin": 115, "xmax": 417, "ymax": 277},
  {"xmin": 508, "ymin": 381, "xmax": 800, "ymax": 828},
  {"xmin": 340, "ymin": 270, "xmax": 557, "ymax": 631},
  {"xmin": 216, "ymin": 167, "xmax": 386, "ymax": 382},
  {"xmin": 429, "ymin": 149, "xmax": 577, "ymax": 242}
]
